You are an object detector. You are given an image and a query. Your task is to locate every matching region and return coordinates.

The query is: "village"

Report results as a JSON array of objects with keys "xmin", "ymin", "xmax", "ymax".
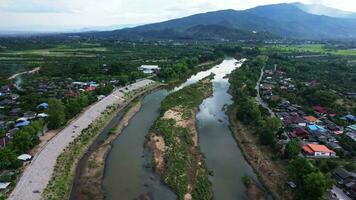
[
  {"xmin": 0, "ymin": 64, "xmax": 160, "ymax": 196},
  {"xmin": 259, "ymin": 65, "xmax": 356, "ymax": 199}
]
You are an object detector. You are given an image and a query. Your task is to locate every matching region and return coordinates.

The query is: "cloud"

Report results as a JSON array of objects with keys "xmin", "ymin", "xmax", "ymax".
[{"xmin": 0, "ymin": 0, "xmax": 71, "ymax": 13}]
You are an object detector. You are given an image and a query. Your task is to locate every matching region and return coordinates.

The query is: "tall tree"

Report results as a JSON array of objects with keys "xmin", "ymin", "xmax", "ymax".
[{"xmin": 48, "ymin": 98, "xmax": 66, "ymax": 129}]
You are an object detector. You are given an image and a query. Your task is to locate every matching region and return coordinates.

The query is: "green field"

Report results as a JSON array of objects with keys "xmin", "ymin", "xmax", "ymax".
[
  {"xmin": 0, "ymin": 46, "xmax": 107, "ymax": 57},
  {"xmin": 263, "ymin": 44, "xmax": 356, "ymax": 56}
]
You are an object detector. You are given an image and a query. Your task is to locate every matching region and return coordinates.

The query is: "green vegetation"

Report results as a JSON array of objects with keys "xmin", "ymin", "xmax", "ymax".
[
  {"xmin": 149, "ymin": 79, "xmax": 213, "ymax": 200},
  {"xmin": 47, "ymin": 99, "xmax": 66, "ymax": 129},
  {"xmin": 288, "ymin": 157, "xmax": 334, "ymax": 200},
  {"xmin": 285, "ymin": 139, "xmax": 301, "ymax": 159},
  {"xmin": 0, "ymin": 120, "xmax": 43, "ymax": 170}
]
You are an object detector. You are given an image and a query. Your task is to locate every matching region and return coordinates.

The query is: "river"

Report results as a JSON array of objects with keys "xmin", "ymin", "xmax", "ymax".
[{"xmin": 102, "ymin": 57, "xmax": 264, "ymax": 199}]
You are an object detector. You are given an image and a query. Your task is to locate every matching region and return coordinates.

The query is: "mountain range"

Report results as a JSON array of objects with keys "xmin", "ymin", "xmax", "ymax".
[{"xmin": 87, "ymin": 2, "xmax": 356, "ymax": 40}]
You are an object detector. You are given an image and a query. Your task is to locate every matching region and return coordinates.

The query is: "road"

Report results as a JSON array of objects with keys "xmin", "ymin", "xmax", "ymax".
[
  {"xmin": 8, "ymin": 67, "xmax": 41, "ymax": 80},
  {"xmin": 8, "ymin": 79, "xmax": 155, "ymax": 200},
  {"xmin": 255, "ymin": 66, "xmax": 275, "ymax": 117}
]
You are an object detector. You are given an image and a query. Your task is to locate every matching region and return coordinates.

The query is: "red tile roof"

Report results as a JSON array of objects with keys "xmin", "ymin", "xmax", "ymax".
[
  {"xmin": 303, "ymin": 144, "xmax": 335, "ymax": 154},
  {"xmin": 314, "ymin": 105, "xmax": 327, "ymax": 113},
  {"xmin": 304, "ymin": 116, "xmax": 318, "ymax": 123}
]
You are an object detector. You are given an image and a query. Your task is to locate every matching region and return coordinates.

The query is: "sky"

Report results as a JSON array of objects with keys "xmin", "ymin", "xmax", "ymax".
[{"xmin": 1, "ymin": 0, "xmax": 356, "ymax": 31}]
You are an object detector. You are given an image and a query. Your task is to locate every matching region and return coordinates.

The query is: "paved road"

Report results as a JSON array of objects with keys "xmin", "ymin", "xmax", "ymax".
[{"xmin": 8, "ymin": 79, "xmax": 155, "ymax": 200}]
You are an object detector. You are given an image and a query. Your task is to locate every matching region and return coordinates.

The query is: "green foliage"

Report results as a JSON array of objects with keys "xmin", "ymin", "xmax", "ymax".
[
  {"xmin": 235, "ymin": 97, "xmax": 262, "ymax": 124},
  {"xmin": 191, "ymin": 168, "xmax": 212, "ymax": 200},
  {"xmin": 0, "ymin": 148, "xmax": 20, "ymax": 169},
  {"xmin": 65, "ymin": 93, "xmax": 96, "ymax": 119},
  {"xmin": 288, "ymin": 157, "xmax": 334, "ymax": 200},
  {"xmin": 0, "ymin": 120, "xmax": 43, "ymax": 170},
  {"xmin": 160, "ymin": 79, "xmax": 212, "ymax": 115},
  {"xmin": 295, "ymin": 171, "xmax": 334, "ymax": 200},
  {"xmin": 48, "ymin": 98, "xmax": 66, "ymax": 129},
  {"xmin": 285, "ymin": 139, "xmax": 301, "ymax": 159},
  {"xmin": 257, "ymin": 117, "xmax": 281, "ymax": 146},
  {"xmin": 242, "ymin": 175, "xmax": 253, "ymax": 186}
]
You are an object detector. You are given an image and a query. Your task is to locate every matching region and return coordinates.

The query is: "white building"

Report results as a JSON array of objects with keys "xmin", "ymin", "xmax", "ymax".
[{"xmin": 138, "ymin": 65, "xmax": 160, "ymax": 74}]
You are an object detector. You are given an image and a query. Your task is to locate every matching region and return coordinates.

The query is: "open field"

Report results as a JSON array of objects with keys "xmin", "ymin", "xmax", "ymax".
[
  {"xmin": 0, "ymin": 47, "xmax": 107, "ymax": 57},
  {"xmin": 263, "ymin": 44, "xmax": 356, "ymax": 56}
]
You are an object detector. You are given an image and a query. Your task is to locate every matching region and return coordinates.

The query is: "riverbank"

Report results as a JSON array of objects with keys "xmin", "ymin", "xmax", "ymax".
[
  {"xmin": 147, "ymin": 77, "xmax": 213, "ymax": 200},
  {"xmin": 74, "ymin": 100, "xmax": 142, "ymax": 200},
  {"xmin": 228, "ymin": 106, "xmax": 291, "ymax": 200},
  {"xmin": 70, "ymin": 83, "xmax": 162, "ymax": 200},
  {"xmin": 40, "ymin": 82, "xmax": 158, "ymax": 200}
]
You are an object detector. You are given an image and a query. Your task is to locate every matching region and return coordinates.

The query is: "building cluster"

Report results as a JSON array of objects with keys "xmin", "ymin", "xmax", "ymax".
[
  {"xmin": 0, "ymin": 77, "xmax": 108, "ymax": 150},
  {"xmin": 259, "ymin": 66, "xmax": 356, "ymax": 199}
]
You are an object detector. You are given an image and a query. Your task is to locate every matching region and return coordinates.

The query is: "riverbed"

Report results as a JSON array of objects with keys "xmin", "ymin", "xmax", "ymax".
[{"xmin": 102, "ymin": 57, "xmax": 264, "ymax": 199}]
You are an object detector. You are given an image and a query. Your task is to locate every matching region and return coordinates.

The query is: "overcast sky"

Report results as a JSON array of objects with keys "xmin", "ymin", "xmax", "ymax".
[{"xmin": 1, "ymin": 0, "xmax": 356, "ymax": 31}]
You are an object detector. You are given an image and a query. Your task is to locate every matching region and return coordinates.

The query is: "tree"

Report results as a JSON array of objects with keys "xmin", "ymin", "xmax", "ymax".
[
  {"xmin": 295, "ymin": 172, "xmax": 334, "ymax": 200},
  {"xmin": 288, "ymin": 157, "xmax": 315, "ymax": 185},
  {"xmin": 0, "ymin": 148, "xmax": 20, "ymax": 170},
  {"xmin": 285, "ymin": 139, "xmax": 301, "ymax": 159},
  {"xmin": 48, "ymin": 98, "xmax": 66, "ymax": 129},
  {"xmin": 236, "ymin": 97, "xmax": 261, "ymax": 124},
  {"xmin": 258, "ymin": 117, "xmax": 281, "ymax": 146}
]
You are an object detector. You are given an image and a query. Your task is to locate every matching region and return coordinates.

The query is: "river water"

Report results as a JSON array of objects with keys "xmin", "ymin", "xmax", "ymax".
[{"xmin": 103, "ymin": 57, "xmax": 263, "ymax": 200}]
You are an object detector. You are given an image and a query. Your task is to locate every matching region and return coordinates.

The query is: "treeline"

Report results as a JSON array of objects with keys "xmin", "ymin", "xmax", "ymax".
[{"xmin": 229, "ymin": 55, "xmax": 281, "ymax": 146}]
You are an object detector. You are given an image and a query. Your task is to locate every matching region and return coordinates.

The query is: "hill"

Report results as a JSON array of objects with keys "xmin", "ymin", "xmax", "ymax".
[{"xmin": 86, "ymin": 3, "xmax": 356, "ymax": 40}]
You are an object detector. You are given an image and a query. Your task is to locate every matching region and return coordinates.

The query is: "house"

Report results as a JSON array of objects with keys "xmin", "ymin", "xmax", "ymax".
[
  {"xmin": 314, "ymin": 105, "xmax": 327, "ymax": 114},
  {"xmin": 0, "ymin": 99, "xmax": 12, "ymax": 106},
  {"xmin": 85, "ymin": 86, "xmax": 96, "ymax": 92},
  {"xmin": 17, "ymin": 154, "xmax": 32, "ymax": 161},
  {"xmin": 346, "ymin": 132, "xmax": 356, "ymax": 142},
  {"xmin": 37, "ymin": 113, "xmax": 48, "ymax": 118},
  {"xmin": 304, "ymin": 116, "xmax": 319, "ymax": 124},
  {"xmin": 138, "ymin": 65, "xmax": 160, "ymax": 74},
  {"xmin": 6, "ymin": 128, "xmax": 19, "ymax": 139},
  {"xmin": 302, "ymin": 143, "xmax": 336, "ymax": 157},
  {"xmin": 23, "ymin": 111, "xmax": 37, "ymax": 119},
  {"xmin": 290, "ymin": 127, "xmax": 309, "ymax": 138},
  {"xmin": 307, "ymin": 124, "xmax": 327, "ymax": 135},
  {"xmin": 341, "ymin": 114, "xmax": 356, "ymax": 122},
  {"xmin": 9, "ymin": 108, "xmax": 22, "ymax": 116},
  {"xmin": 346, "ymin": 124, "xmax": 356, "ymax": 132},
  {"xmin": 333, "ymin": 168, "xmax": 354, "ymax": 186},
  {"xmin": 37, "ymin": 102, "xmax": 49, "ymax": 109},
  {"xmin": 0, "ymin": 182, "xmax": 10, "ymax": 191}
]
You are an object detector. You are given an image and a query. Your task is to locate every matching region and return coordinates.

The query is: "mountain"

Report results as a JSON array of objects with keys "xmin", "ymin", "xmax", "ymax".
[
  {"xmin": 293, "ymin": 3, "xmax": 356, "ymax": 19},
  {"xmin": 87, "ymin": 3, "xmax": 356, "ymax": 40}
]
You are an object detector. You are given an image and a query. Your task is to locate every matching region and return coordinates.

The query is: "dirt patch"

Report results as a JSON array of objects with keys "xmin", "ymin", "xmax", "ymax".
[
  {"xmin": 246, "ymin": 181, "xmax": 266, "ymax": 200},
  {"xmin": 147, "ymin": 135, "xmax": 166, "ymax": 173},
  {"xmin": 229, "ymin": 108, "xmax": 291, "ymax": 200},
  {"xmin": 162, "ymin": 107, "xmax": 198, "ymax": 146}
]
